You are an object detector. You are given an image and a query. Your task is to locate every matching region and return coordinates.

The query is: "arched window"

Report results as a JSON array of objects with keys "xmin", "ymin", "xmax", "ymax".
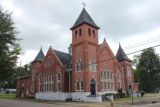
[
  {"xmin": 51, "ymin": 73, "xmax": 54, "ymax": 91},
  {"xmin": 79, "ymin": 29, "xmax": 82, "ymax": 36},
  {"xmin": 75, "ymin": 62, "xmax": 79, "ymax": 72},
  {"xmin": 108, "ymin": 82, "xmax": 111, "ymax": 89},
  {"xmin": 80, "ymin": 60, "xmax": 83, "ymax": 71},
  {"xmin": 38, "ymin": 77, "xmax": 41, "ymax": 92},
  {"xmin": 88, "ymin": 28, "xmax": 91, "ymax": 36},
  {"xmin": 118, "ymin": 82, "xmax": 121, "ymax": 88},
  {"xmin": 108, "ymin": 72, "xmax": 110, "ymax": 79},
  {"xmin": 101, "ymin": 82, "xmax": 104, "ymax": 90},
  {"xmin": 89, "ymin": 61, "xmax": 92, "ymax": 72},
  {"xmin": 112, "ymin": 82, "xmax": 114, "ymax": 90},
  {"xmin": 80, "ymin": 81, "xmax": 84, "ymax": 90},
  {"xmin": 93, "ymin": 30, "xmax": 95, "ymax": 38},
  {"xmin": 43, "ymin": 75, "xmax": 45, "ymax": 91},
  {"xmin": 101, "ymin": 71, "xmax": 103, "ymax": 79},
  {"xmin": 105, "ymin": 82, "xmax": 107, "ymax": 89},
  {"xmin": 118, "ymin": 73, "xmax": 120, "ymax": 80},
  {"xmin": 57, "ymin": 73, "xmax": 61, "ymax": 91},
  {"xmin": 104, "ymin": 72, "xmax": 107, "ymax": 79},
  {"xmin": 93, "ymin": 62, "xmax": 96, "ymax": 72},
  {"xmin": 75, "ymin": 30, "xmax": 77, "ymax": 39},
  {"xmin": 76, "ymin": 81, "xmax": 79, "ymax": 91}
]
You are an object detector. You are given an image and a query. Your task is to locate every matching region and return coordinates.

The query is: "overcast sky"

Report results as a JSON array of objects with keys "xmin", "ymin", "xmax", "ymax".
[{"xmin": 1, "ymin": 0, "xmax": 160, "ymax": 66}]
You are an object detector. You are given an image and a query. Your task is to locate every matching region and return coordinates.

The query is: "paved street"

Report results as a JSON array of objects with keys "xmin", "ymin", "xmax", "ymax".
[
  {"xmin": 133, "ymin": 103, "xmax": 160, "ymax": 107},
  {"xmin": 0, "ymin": 99, "xmax": 74, "ymax": 107},
  {"xmin": 1, "ymin": 98, "xmax": 160, "ymax": 107}
]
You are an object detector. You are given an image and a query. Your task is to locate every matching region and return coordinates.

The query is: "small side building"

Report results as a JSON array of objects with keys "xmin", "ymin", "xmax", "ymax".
[{"xmin": 16, "ymin": 75, "xmax": 31, "ymax": 98}]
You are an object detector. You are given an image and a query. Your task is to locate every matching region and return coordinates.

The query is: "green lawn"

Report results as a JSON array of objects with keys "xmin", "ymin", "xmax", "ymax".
[
  {"xmin": 0, "ymin": 94, "xmax": 16, "ymax": 99},
  {"xmin": 0, "ymin": 94, "xmax": 46, "ymax": 103},
  {"xmin": 114, "ymin": 97, "xmax": 142, "ymax": 101},
  {"xmin": 114, "ymin": 93, "xmax": 157, "ymax": 101}
]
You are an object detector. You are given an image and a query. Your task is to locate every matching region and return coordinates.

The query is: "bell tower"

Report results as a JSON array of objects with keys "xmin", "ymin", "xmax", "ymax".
[{"xmin": 71, "ymin": 8, "xmax": 100, "ymax": 92}]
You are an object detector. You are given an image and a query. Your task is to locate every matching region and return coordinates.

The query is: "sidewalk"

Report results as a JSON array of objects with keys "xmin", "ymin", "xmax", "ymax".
[{"xmin": 133, "ymin": 102, "xmax": 160, "ymax": 107}]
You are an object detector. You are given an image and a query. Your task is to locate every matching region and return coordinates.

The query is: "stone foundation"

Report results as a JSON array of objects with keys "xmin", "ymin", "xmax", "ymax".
[{"xmin": 36, "ymin": 92, "xmax": 102, "ymax": 102}]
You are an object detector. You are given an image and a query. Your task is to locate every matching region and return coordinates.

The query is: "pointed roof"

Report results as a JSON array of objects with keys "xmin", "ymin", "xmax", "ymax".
[
  {"xmin": 116, "ymin": 44, "xmax": 132, "ymax": 62},
  {"xmin": 34, "ymin": 47, "xmax": 45, "ymax": 62},
  {"xmin": 53, "ymin": 50, "xmax": 72, "ymax": 67},
  {"xmin": 71, "ymin": 8, "xmax": 99, "ymax": 30}
]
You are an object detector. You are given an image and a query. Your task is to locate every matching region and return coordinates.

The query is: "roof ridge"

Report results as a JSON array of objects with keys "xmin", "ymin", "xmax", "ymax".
[{"xmin": 54, "ymin": 49, "xmax": 71, "ymax": 55}]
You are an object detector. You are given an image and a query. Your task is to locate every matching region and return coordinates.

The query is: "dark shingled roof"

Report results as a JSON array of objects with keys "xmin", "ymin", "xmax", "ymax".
[
  {"xmin": 34, "ymin": 48, "xmax": 45, "ymax": 62},
  {"xmin": 53, "ymin": 50, "xmax": 72, "ymax": 67},
  {"xmin": 71, "ymin": 8, "xmax": 99, "ymax": 30},
  {"xmin": 116, "ymin": 44, "xmax": 132, "ymax": 62}
]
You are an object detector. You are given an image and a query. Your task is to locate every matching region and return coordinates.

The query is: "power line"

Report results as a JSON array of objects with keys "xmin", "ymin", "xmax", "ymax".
[
  {"xmin": 88, "ymin": 36, "xmax": 160, "ymax": 59},
  {"xmin": 124, "ymin": 36, "xmax": 160, "ymax": 50},
  {"xmin": 124, "ymin": 38, "xmax": 160, "ymax": 50},
  {"xmin": 86, "ymin": 44, "xmax": 160, "ymax": 66},
  {"xmin": 124, "ymin": 36, "xmax": 160, "ymax": 49}
]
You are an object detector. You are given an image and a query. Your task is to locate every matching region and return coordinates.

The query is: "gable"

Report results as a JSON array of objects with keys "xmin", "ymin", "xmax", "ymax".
[
  {"xmin": 98, "ymin": 41, "xmax": 115, "ymax": 59},
  {"xmin": 43, "ymin": 47, "xmax": 63, "ymax": 67}
]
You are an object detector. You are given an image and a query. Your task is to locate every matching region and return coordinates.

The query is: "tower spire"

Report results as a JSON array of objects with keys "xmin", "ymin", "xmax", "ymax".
[
  {"xmin": 70, "ymin": 7, "xmax": 99, "ymax": 30},
  {"xmin": 116, "ymin": 44, "xmax": 132, "ymax": 62},
  {"xmin": 34, "ymin": 47, "xmax": 45, "ymax": 62}
]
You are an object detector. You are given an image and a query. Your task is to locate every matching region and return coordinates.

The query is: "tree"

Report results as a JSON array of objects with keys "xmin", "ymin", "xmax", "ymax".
[
  {"xmin": 0, "ymin": 7, "xmax": 21, "ymax": 87},
  {"xmin": 134, "ymin": 48, "xmax": 160, "ymax": 92},
  {"xmin": 17, "ymin": 63, "xmax": 31, "ymax": 77},
  {"xmin": 4, "ymin": 63, "xmax": 31, "ymax": 89}
]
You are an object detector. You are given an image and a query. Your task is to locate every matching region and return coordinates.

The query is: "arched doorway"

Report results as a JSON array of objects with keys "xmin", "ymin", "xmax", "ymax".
[{"xmin": 90, "ymin": 79, "xmax": 96, "ymax": 95}]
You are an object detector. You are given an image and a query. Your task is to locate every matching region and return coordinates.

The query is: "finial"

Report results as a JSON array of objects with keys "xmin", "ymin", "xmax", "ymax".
[
  {"xmin": 40, "ymin": 46, "xmax": 42, "ymax": 50},
  {"xmin": 82, "ymin": 2, "xmax": 86, "ymax": 8},
  {"xmin": 119, "ymin": 42, "xmax": 121, "ymax": 47},
  {"xmin": 104, "ymin": 38, "xmax": 106, "ymax": 42}
]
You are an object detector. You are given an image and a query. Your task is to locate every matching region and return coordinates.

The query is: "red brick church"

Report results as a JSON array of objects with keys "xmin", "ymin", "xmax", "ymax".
[{"xmin": 16, "ymin": 8, "xmax": 138, "ymax": 102}]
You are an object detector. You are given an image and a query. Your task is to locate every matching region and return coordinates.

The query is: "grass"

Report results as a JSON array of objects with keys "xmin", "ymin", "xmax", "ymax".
[
  {"xmin": 114, "ymin": 97, "xmax": 142, "ymax": 101},
  {"xmin": 114, "ymin": 93, "xmax": 157, "ymax": 101},
  {"xmin": 0, "ymin": 94, "xmax": 16, "ymax": 99},
  {"xmin": 0, "ymin": 94, "xmax": 46, "ymax": 103}
]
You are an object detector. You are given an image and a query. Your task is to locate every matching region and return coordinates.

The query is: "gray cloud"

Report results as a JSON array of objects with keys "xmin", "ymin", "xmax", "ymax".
[{"xmin": 1, "ymin": 0, "xmax": 160, "ymax": 55}]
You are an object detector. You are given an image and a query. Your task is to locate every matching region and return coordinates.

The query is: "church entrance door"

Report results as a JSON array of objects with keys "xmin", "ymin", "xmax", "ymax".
[{"xmin": 90, "ymin": 79, "xmax": 96, "ymax": 95}]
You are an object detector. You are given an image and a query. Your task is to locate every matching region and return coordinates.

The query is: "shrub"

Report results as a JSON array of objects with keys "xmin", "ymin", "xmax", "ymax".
[
  {"xmin": 139, "ymin": 91, "xmax": 145, "ymax": 97},
  {"xmin": 6, "ymin": 90, "xmax": 10, "ymax": 94}
]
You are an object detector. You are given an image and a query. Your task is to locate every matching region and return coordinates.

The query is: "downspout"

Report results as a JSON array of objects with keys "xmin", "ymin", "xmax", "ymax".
[{"xmin": 122, "ymin": 66, "xmax": 125, "ymax": 92}]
